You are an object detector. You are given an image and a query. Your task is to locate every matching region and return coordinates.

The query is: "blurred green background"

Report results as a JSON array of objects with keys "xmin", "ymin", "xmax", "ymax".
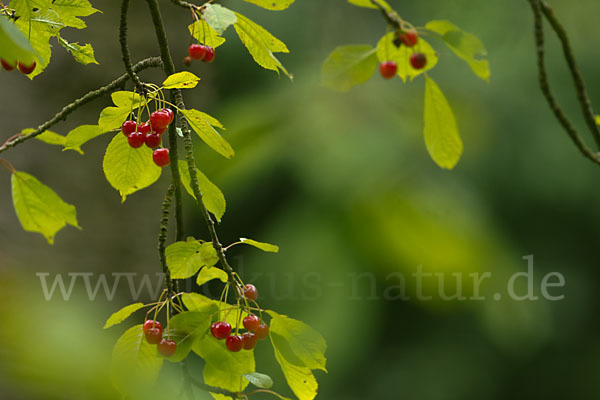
[{"xmin": 1, "ymin": 0, "xmax": 600, "ymax": 399}]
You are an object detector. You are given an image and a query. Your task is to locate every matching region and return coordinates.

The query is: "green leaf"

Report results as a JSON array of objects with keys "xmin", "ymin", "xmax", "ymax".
[
  {"xmin": 321, "ymin": 45, "xmax": 378, "ymax": 92},
  {"xmin": 596, "ymin": 115, "xmax": 600, "ymax": 125},
  {"xmin": 239, "ymin": 238, "xmax": 279, "ymax": 253},
  {"xmin": 196, "ymin": 266, "xmax": 228, "ymax": 287},
  {"xmin": 193, "ymin": 334, "xmax": 255, "ymax": 392},
  {"xmin": 110, "ymin": 325, "xmax": 163, "ymax": 397},
  {"xmin": 104, "ymin": 303, "xmax": 145, "ymax": 329},
  {"xmin": 267, "ymin": 311, "xmax": 327, "ymax": 400},
  {"xmin": 203, "ymin": 4, "xmax": 237, "ymax": 35},
  {"xmin": 162, "ymin": 71, "xmax": 200, "ymax": 89},
  {"xmin": 111, "ymin": 91, "xmax": 147, "ymax": 109},
  {"xmin": 188, "ymin": 19, "xmax": 226, "ymax": 49},
  {"xmin": 98, "ymin": 106, "xmax": 130, "ymax": 132},
  {"xmin": 102, "ymin": 133, "xmax": 162, "ymax": 201},
  {"xmin": 180, "ymin": 109, "xmax": 234, "ymax": 159},
  {"xmin": 376, "ymin": 32, "xmax": 438, "ymax": 82},
  {"xmin": 24, "ymin": 128, "xmax": 67, "ymax": 147},
  {"xmin": 166, "ymin": 309, "xmax": 217, "ymax": 363},
  {"xmin": 11, "ymin": 171, "xmax": 80, "ymax": 244},
  {"xmin": 51, "ymin": 0, "xmax": 100, "ymax": 29},
  {"xmin": 64, "ymin": 124, "xmax": 107, "ymax": 153},
  {"xmin": 165, "ymin": 240, "xmax": 219, "ymax": 279},
  {"xmin": 178, "ymin": 160, "xmax": 226, "ymax": 222},
  {"xmin": 243, "ymin": 372, "xmax": 274, "ymax": 389},
  {"xmin": 0, "ymin": 16, "xmax": 36, "ymax": 64},
  {"xmin": 425, "ymin": 20, "xmax": 489, "ymax": 82},
  {"xmin": 58, "ymin": 36, "xmax": 97, "ymax": 64},
  {"xmin": 267, "ymin": 311, "xmax": 327, "ymax": 371},
  {"xmin": 423, "ymin": 75, "xmax": 463, "ymax": 169},
  {"xmin": 242, "ymin": 0, "xmax": 295, "ymax": 10},
  {"xmin": 348, "ymin": 0, "xmax": 391, "ymax": 11},
  {"xmin": 233, "ymin": 12, "xmax": 290, "ymax": 77},
  {"xmin": 182, "ymin": 292, "xmax": 216, "ymax": 311}
]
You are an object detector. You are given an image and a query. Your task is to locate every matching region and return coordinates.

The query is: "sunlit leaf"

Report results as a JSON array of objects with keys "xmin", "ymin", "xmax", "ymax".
[
  {"xmin": 162, "ymin": 71, "xmax": 200, "ymax": 89},
  {"xmin": 58, "ymin": 36, "xmax": 97, "ymax": 64},
  {"xmin": 165, "ymin": 308, "xmax": 217, "ymax": 363},
  {"xmin": 426, "ymin": 20, "xmax": 490, "ymax": 82},
  {"xmin": 348, "ymin": 0, "xmax": 391, "ymax": 11},
  {"xmin": 11, "ymin": 171, "xmax": 80, "ymax": 244},
  {"xmin": 181, "ymin": 109, "xmax": 234, "ymax": 159},
  {"xmin": 233, "ymin": 12, "xmax": 290, "ymax": 77},
  {"xmin": 98, "ymin": 106, "xmax": 130, "ymax": 132},
  {"xmin": 0, "ymin": 16, "xmax": 36, "ymax": 64},
  {"xmin": 242, "ymin": 0, "xmax": 295, "ymax": 10},
  {"xmin": 196, "ymin": 266, "xmax": 228, "ymax": 287},
  {"xmin": 321, "ymin": 45, "xmax": 377, "ymax": 92},
  {"xmin": 203, "ymin": 4, "xmax": 237, "ymax": 35},
  {"xmin": 104, "ymin": 303, "xmax": 145, "ymax": 329},
  {"xmin": 239, "ymin": 238, "xmax": 279, "ymax": 253},
  {"xmin": 178, "ymin": 160, "xmax": 226, "ymax": 221},
  {"xmin": 188, "ymin": 19, "xmax": 226, "ymax": 49},
  {"xmin": 24, "ymin": 128, "xmax": 67, "ymax": 147},
  {"xmin": 423, "ymin": 75, "xmax": 463, "ymax": 169},
  {"xmin": 51, "ymin": 0, "xmax": 100, "ymax": 29},
  {"xmin": 102, "ymin": 133, "xmax": 162, "ymax": 201},
  {"xmin": 64, "ymin": 124, "xmax": 107, "ymax": 153},
  {"xmin": 165, "ymin": 240, "xmax": 219, "ymax": 279}
]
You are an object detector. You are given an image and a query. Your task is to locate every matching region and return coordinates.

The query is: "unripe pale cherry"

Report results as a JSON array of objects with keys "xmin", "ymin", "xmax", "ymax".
[{"xmin": 379, "ymin": 61, "xmax": 397, "ymax": 79}]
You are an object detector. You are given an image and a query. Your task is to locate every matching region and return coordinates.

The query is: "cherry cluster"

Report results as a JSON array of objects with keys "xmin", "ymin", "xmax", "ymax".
[
  {"xmin": 184, "ymin": 44, "xmax": 215, "ymax": 67},
  {"xmin": 210, "ymin": 284, "xmax": 271, "ymax": 352},
  {"xmin": 143, "ymin": 319, "xmax": 177, "ymax": 357},
  {"xmin": 121, "ymin": 108, "xmax": 174, "ymax": 167},
  {"xmin": 1, "ymin": 58, "xmax": 36, "ymax": 75},
  {"xmin": 379, "ymin": 30, "xmax": 427, "ymax": 79}
]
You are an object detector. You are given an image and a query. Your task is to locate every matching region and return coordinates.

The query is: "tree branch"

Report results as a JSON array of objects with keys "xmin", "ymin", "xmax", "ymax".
[
  {"xmin": 120, "ymin": 0, "xmax": 146, "ymax": 93},
  {"xmin": 526, "ymin": 0, "xmax": 600, "ymax": 165},
  {"xmin": 144, "ymin": 0, "xmax": 240, "ymax": 291},
  {"xmin": 158, "ymin": 184, "xmax": 176, "ymax": 294},
  {"xmin": 0, "ymin": 57, "xmax": 162, "ymax": 155}
]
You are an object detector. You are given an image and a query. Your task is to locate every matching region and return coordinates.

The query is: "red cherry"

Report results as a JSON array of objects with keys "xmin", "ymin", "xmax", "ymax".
[
  {"xmin": 225, "ymin": 335, "xmax": 243, "ymax": 352},
  {"xmin": 145, "ymin": 327, "xmax": 162, "ymax": 344},
  {"xmin": 379, "ymin": 61, "xmax": 397, "ymax": 79},
  {"xmin": 150, "ymin": 110, "xmax": 171, "ymax": 130},
  {"xmin": 143, "ymin": 320, "xmax": 163, "ymax": 334},
  {"xmin": 243, "ymin": 315, "xmax": 260, "ymax": 331},
  {"xmin": 183, "ymin": 56, "xmax": 193, "ymax": 67},
  {"xmin": 163, "ymin": 108, "xmax": 175, "ymax": 124},
  {"xmin": 400, "ymin": 31, "xmax": 419, "ymax": 47},
  {"xmin": 153, "ymin": 148, "xmax": 170, "ymax": 167},
  {"xmin": 410, "ymin": 53, "xmax": 427, "ymax": 69},
  {"xmin": 243, "ymin": 284, "xmax": 258, "ymax": 301},
  {"xmin": 136, "ymin": 122, "xmax": 150, "ymax": 134},
  {"xmin": 128, "ymin": 132, "xmax": 145, "ymax": 148},
  {"xmin": 210, "ymin": 322, "xmax": 232, "ymax": 340},
  {"xmin": 203, "ymin": 46, "xmax": 215, "ymax": 63},
  {"xmin": 121, "ymin": 120, "xmax": 137, "ymax": 137},
  {"xmin": 242, "ymin": 332, "xmax": 258, "ymax": 350},
  {"xmin": 153, "ymin": 126, "xmax": 167, "ymax": 135},
  {"xmin": 145, "ymin": 133, "xmax": 162, "ymax": 148},
  {"xmin": 254, "ymin": 324, "xmax": 269, "ymax": 340},
  {"xmin": 188, "ymin": 44, "xmax": 206, "ymax": 61},
  {"xmin": 158, "ymin": 339, "xmax": 177, "ymax": 357},
  {"xmin": 1, "ymin": 59, "xmax": 16, "ymax": 71},
  {"xmin": 18, "ymin": 61, "xmax": 36, "ymax": 75}
]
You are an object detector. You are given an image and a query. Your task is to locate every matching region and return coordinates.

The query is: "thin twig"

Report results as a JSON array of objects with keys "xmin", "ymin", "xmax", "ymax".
[
  {"xmin": 526, "ymin": 0, "xmax": 600, "ymax": 164},
  {"xmin": 0, "ymin": 57, "xmax": 162, "ymax": 155},
  {"xmin": 120, "ymin": 0, "xmax": 146, "ymax": 93},
  {"xmin": 539, "ymin": 1, "xmax": 600, "ymax": 149}
]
